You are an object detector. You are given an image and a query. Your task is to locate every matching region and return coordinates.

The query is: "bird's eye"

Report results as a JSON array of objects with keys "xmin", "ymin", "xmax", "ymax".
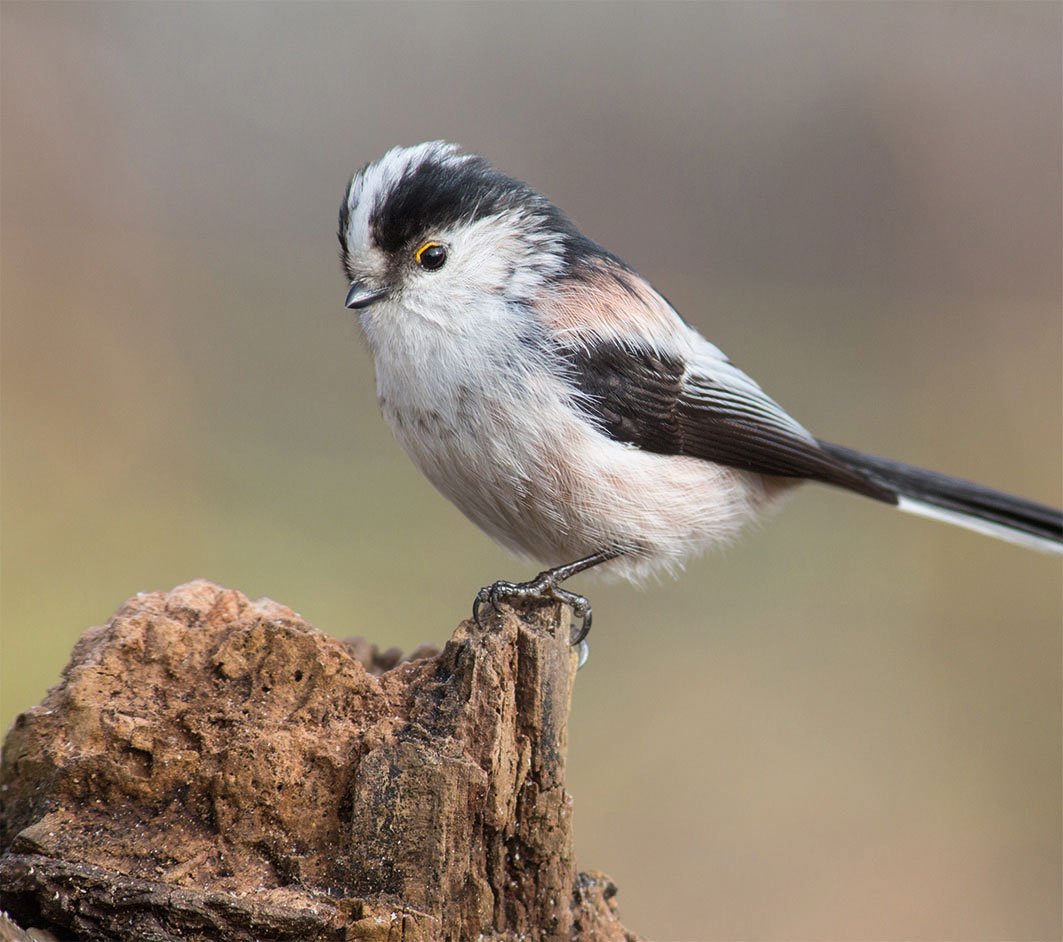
[{"xmin": 415, "ymin": 241, "xmax": 447, "ymax": 271}]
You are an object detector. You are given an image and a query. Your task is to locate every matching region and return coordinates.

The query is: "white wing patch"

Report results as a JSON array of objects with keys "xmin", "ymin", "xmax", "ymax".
[{"xmin": 681, "ymin": 352, "xmax": 819, "ymax": 447}]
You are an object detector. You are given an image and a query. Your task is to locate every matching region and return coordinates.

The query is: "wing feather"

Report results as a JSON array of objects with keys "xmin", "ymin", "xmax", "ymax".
[
  {"xmin": 560, "ymin": 339, "xmax": 897, "ymax": 503},
  {"xmin": 540, "ymin": 254, "xmax": 894, "ymax": 501}
]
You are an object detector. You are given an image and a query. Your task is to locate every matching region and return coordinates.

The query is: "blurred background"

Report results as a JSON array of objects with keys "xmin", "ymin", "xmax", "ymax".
[{"xmin": 2, "ymin": 3, "xmax": 1060, "ymax": 939}]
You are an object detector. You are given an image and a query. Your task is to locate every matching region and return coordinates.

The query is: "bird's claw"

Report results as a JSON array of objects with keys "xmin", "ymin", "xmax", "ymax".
[
  {"xmin": 472, "ymin": 573, "xmax": 594, "ymax": 648},
  {"xmin": 472, "ymin": 582, "xmax": 509, "ymax": 629},
  {"xmin": 575, "ymin": 638, "xmax": 590, "ymax": 670},
  {"xmin": 551, "ymin": 586, "xmax": 593, "ymax": 646}
]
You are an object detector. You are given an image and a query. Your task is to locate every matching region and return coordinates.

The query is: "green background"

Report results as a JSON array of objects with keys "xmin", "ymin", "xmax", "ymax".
[{"xmin": 3, "ymin": 4, "xmax": 1060, "ymax": 939}]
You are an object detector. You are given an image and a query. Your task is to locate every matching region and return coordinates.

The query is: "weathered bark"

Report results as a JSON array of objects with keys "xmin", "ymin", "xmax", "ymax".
[{"xmin": 0, "ymin": 580, "xmax": 640, "ymax": 941}]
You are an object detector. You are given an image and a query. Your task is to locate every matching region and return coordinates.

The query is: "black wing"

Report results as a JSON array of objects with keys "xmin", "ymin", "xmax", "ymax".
[{"xmin": 561, "ymin": 340, "xmax": 897, "ymax": 504}]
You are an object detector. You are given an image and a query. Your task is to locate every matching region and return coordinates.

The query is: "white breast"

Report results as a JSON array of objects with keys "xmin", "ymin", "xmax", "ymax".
[{"xmin": 361, "ymin": 297, "xmax": 778, "ymax": 582}]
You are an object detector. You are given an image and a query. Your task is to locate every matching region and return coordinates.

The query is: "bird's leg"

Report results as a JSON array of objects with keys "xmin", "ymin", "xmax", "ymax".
[{"xmin": 473, "ymin": 548, "xmax": 622, "ymax": 645}]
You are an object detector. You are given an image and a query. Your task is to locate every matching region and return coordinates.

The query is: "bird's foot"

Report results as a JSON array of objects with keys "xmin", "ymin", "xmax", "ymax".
[{"xmin": 473, "ymin": 571, "xmax": 594, "ymax": 647}]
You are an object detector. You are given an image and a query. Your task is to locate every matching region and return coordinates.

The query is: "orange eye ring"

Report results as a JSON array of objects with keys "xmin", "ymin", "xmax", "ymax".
[{"xmin": 415, "ymin": 241, "xmax": 447, "ymax": 271}]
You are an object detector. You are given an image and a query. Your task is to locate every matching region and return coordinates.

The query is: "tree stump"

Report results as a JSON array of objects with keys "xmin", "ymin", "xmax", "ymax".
[{"xmin": 0, "ymin": 580, "xmax": 640, "ymax": 941}]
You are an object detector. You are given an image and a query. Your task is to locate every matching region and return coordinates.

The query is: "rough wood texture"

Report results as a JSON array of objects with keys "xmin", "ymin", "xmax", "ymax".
[{"xmin": 0, "ymin": 580, "xmax": 640, "ymax": 942}]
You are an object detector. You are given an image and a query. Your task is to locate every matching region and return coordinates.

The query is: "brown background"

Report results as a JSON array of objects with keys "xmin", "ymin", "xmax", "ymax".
[{"xmin": 3, "ymin": 3, "xmax": 1060, "ymax": 939}]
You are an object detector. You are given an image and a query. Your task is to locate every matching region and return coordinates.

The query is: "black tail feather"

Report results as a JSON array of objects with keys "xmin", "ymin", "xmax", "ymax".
[{"xmin": 817, "ymin": 440, "xmax": 1063, "ymax": 549}]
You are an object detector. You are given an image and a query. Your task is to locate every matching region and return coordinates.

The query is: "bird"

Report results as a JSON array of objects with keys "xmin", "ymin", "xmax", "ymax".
[{"xmin": 337, "ymin": 141, "xmax": 1062, "ymax": 641}]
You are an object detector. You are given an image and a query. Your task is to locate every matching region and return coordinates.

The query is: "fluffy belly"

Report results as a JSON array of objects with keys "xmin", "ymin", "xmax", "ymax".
[{"xmin": 382, "ymin": 393, "xmax": 779, "ymax": 583}]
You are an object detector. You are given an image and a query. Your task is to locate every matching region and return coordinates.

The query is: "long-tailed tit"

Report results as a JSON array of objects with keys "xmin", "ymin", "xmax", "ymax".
[{"xmin": 338, "ymin": 142, "xmax": 1061, "ymax": 640}]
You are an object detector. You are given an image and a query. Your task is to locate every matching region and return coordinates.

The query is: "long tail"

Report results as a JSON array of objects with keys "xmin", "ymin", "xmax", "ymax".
[{"xmin": 816, "ymin": 441, "xmax": 1063, "ymax": 555}]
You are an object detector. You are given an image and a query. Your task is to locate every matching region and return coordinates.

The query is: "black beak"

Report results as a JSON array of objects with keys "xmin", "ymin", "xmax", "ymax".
[{"xmin": 345, "ymin": 281, "xmax": 391, "ymax": 310}]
